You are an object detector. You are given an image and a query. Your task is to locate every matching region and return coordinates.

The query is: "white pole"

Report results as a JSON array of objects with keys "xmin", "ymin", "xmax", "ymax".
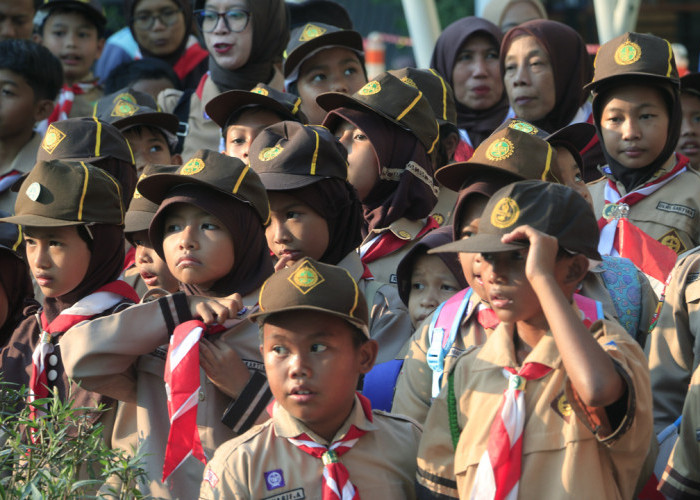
[
  {"xmin": 400, "ymin": 0, "xmax": 442, "ymax": 68},
  {"xmin": 593, "ymin": 0, "xmax": 641, "ymax": 44}
]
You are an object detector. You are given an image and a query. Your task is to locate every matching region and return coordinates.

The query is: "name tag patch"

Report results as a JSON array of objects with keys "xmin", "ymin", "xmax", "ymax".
[
  {"xmin": 263, "ymin": 488, "xmax": 305, "ymax": 500},
  {"xmin": 656, "ymin": 201, "xmax": 696, "ymax": 219}
]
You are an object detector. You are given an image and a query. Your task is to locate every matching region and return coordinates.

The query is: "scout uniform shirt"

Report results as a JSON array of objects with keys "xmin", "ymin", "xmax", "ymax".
[
  {"xmin": 0, "ymin": 132, "xmax": 42, "ymax": 214},
  {"xmin": 61, "ymin": 289, "xmax": 269, "ymax": 500},
  {"xmin": 199, "ymin": 394, "xmax": 422, "ymax": 500},
  {"xmin": 647, "ymin": 246, "xmax": 700, "ymax": 433},
  {"xmin": 415, "ymin": 307, "xmax": 653, "ymax": 500}
]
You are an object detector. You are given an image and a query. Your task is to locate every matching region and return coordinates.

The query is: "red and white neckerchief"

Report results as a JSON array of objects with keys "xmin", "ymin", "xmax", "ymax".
[
  {"xmin": 36, "ymin": 81, "xmax": 100, "ymax": 135},
  {"xmin": 287, "ymin": 393, "xmax": 373, "ymax": 500},
  {"xmin": 359, "ymin": 217, "xmax": 440, "ymax": 267},
  {"xmin": 476, "ymin": 304, "xmax": 499, "ymax": 330},
  {"xmin": 0, "ymin": 169, "xmax": 23, "ymax": 193},
  {"xmin": 171, "ymin": 38, "xmax": 208, "ymax": 81},
  {"xmin": 597, "ymin": 156, "xmax": 687, "ymax": 283},
  {"xmin": 28, "ymin": 280, "xmax": 138, "ymax": 427},
  {"xmin": 471, "ymin": 362, "xmax": 552, "ymax": 500}
]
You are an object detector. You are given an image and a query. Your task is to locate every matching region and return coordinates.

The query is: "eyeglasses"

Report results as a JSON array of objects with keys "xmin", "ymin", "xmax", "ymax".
[
  {"xmin": 132, "ymin": 7, "xmax": 183, "ymax": 30},
  {"xmin": 194, "ymin": 9, "xmax": 250, "ymax": 33}
]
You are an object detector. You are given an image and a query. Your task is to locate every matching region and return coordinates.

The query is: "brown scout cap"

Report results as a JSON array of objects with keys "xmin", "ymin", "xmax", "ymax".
[
  {"xmin": 431, "ymin": 180, "xmax": 601, "ymax": 259},
  {"xmin": 205, "ymin": 83, "xmax": 308, "ymax": 131},
  {"xmin": 94, "ymin": 87, "xmax": 179, "ymax": 139},
  {"xmin": 250, "ymin": 257, "xmax": 369, "ymax": 335},
  {"xmin": 125, "ymin": 164, "xmax": 181, "ymax": 233},
  {"xmin": 681, "ymin": 72, "xmax": 700, "ymax": 97},
  {"xmin": 39, "ymin": 0, "xmax": 107, "ymax": 26},
  {"xmin": 137, "ymin": 149, "xmax": 270, "ymax": 224},
  {"xmin": 36, "ymin": 117, "xmax": 135, "ymax": 165},
  {"xmin": 435, "ymin": 126, "xmax": 554, "ymax": 191},
  {"xmin": 585, "ymin": 31, "xmax": 679, "ymax": 93},
  {"xmin": 249, "ymin": 121, "xmax": 347, "ymax": 190},
  {"xmin": 283, "ymin": 22, "xmax": 364, "ymax": 80},
  {"xmin": 318, "ymin": 71, "xmax": 440, "ymax": 153},
  {"xmin": 0, "ymin": 160, "xmax": 123, "ymax": 227},
  {"xmin": 389, "ymin": 67, "xmax": 457, "ymax": 127}
]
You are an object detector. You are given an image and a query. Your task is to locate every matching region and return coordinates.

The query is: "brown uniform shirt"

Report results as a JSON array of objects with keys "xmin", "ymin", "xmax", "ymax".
[
  {"xmin": 658, "ymin": 364, "xmax": 700, "ymax": 498},
  {"xmin": 199, "ymin": 395, "xmax": 422, "ymax": 500},
  {"xmin": 648, "ymin": 246, "xmax": 700, "ymax": 433},
  {"xmin": 0, "ymin": 131, "xmax": 41, "ymax": 214},
  {"xmin": 416, "ymin": 311, "xmax": 653, "ymax": 499}
]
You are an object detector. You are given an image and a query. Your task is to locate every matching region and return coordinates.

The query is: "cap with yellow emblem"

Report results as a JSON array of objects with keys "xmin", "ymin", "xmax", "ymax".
[
  {"xmin": 124, "ymin": 163, "xmax": 181, "ymax": 234},
  {"xmin": 388, "ymin": 67, "xmax": 457, "ymax": 129},
  {"xmin": 0, "ymin": 160, "xmax": 123, "ymax": 227},
  {"xmin": 250, "ymin": 257, "xmax": 369, "ymax": 335},
  {"xmin": 430, "ymin": 180, "xmax": 601, "ymax": 259}
]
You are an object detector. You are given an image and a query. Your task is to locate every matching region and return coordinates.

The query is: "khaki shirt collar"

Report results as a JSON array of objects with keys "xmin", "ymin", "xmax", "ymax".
[{"xmin": 601, "ymin": 154, "xmax": 678, "ymax": 196}]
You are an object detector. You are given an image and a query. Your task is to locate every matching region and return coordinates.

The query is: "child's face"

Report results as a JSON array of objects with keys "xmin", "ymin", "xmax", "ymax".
[
  {"xmin": 224, "ymin": 108, "xmax": 281, "ymax": 161},
  {"xmin": 132, "ymin": 0, "xmax": 186, "ymax": 57},
  {"xmin": 451, "ymin": 34, "xmax": 503, "ymax": 111},
  {"xmin": 503, "ymin": 35, "xmax": 555, "ymax": 122},
  {"xmin": 335, "ymin": 120, "xmax": 378, "ymax": 201},
  {"xmin": 130, "ymin": 229, "xmax": 179, "ymax": 292},
  {"xmin": 552, "ymin": 146, "xmax": 592, "ymax": 208},
  {"xmin": 39, "ymin": 12, "xmax": 104, "ymax": 85},
  {"xmin": 266, "ymin": 191, "xmax": 329, "ymax": 267},
  {"xmin": 23, "ymin": 225, "xmax": 91, "ymax": 298},
  {"xmin": 456, "ymin": 195, "xmax": 488, "ymax": 300},
  {"xmin": 296, "ymin": 47, "xmax": 366, "ymax": 125},
  {"xmin": 203, "ymin": 0, "xmax": 252, "ymax": 71},
  {"xmin": 261, "ymin": 310, "xmax": 376, "ymax": 441},
  {"xmin": 0, "ymin": 0, "xmax": 35, "ymax": 41},
  {"xmin": 162, "ymin": 204, "xmax": 235, "ymax": 289},
  {"xmin": 677, "ymin": 92, "xmax": 700, "ymax": 167},
  {"xmin": 123, "ymin": 126, "xmax": 177, "ymax": 174},
  {"xmin": 0, "ymin": 69, "xmax": 53, "ymax": 140},
  {"xmin": 600, "ymin": 84, "xmax": 670, "ymax": 169},
  {"xmin": 407, "ymin": 254, "xmax": 460, "ymax": 327}
]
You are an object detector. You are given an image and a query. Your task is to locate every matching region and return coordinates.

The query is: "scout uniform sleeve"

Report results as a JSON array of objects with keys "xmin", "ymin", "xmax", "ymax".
[
  {"xmin": 61, "ymin": 293, "xmax": 192, "ymax": 403},
  {"xmin": 392, "ymin": 317, "xmax": 434, "ymax": 423},
  {"xmin": 648, "ymin": 251, "xmax": 700, "ymax": 433},
  {"xmin": 199, "ymin": 439, "xmax": 251, "ymax": 500},
  {"xmin": 658, "ymin": 365, "xmax": 700, "ymax": 499},
  {"xmin": 367, "ymin": 282, "xmax": 414, "ymax": 365}
]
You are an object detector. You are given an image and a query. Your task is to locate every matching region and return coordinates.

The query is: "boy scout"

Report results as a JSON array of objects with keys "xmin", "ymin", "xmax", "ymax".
[
  {"xmin": 416, "ymin": 181, "xmax": 653, "ymax": 499},
  {"xmin": 200, "ymin": 258, "xmax": 422, "ymax": 499}
]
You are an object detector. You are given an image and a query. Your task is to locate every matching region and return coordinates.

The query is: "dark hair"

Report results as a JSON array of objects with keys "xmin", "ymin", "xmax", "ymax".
[
  {"xmin": 104, "ymin": 58, "xmax": 181, "ymax": 94},
  {"xmin": 40, "ymin": 6, "xmax": 106, "ymax": 38},
  {"xmin": 259, "ymin": 311, "xmax": 368, "ymax": 347},
  {"xmin": 122, "ymin": 124, "xmax": 176, "ymax": 155},
  {"xmin": 0, "ymin": 39, "xmax": 63, "ymax": 101},
  {"xmin": 223, "ymin": 106, "xmax": 287, "ymax": 137}
]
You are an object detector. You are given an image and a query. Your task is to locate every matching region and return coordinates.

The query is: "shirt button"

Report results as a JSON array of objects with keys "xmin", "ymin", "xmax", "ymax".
[
  {"xmin": 48, "ymin": 354, "xmax": 58, "ymax": 366},
  {"xmin": 48, "ymin": 370, "xmax": 58, "ymax": 381},
  {"xmin": 199, "ymin": 391, "xmax": 205, "ymax": 401}
]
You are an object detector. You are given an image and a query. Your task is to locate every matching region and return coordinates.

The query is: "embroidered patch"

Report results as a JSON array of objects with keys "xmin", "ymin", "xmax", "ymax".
[
  {"xmin": 288, "ymin": 260, "xmax": 325, "ymax": 294},
  {"xmin": 390, "ymin": 273, "xmax": 398, "ymax": 284},
  {"xmin": 490, "ymin": 197, "xmax": 520, "ymax": 229},
  {"xmin": 508, "ymin": 121, "xmax": 538, "ymax": 134},
  {"xmin": 111, "ymin": 98, "xmax": 138, "ymax": 117},
  {"xmin": 614, "ymin": 41, "xmax": 642, "ymax": 65},
  {"xmin": 180, "ymin": 158, "xmax": 205, "ymax": 175},
  {"xmin": 432, "ymin": 213, "xmax": 445, "ymax": 225},
  {"xmin": 550, "ymin": 392, "xmax": 573, "ymax": 422},
  {"xmin": 485, "ymin": 138, "xmax": 514, "ymax": 161},
  {"xmin": 405, "ymin": 161, "xmax": 439, "ymax": 196},
  {"xmin": 397, "ymin": 230, "xmax": 411, "ymax": 240},
  {"xmin": 659, "ymin": 229, "xmax": 687, "ymax": 255},
  {"xmin": 252, "ymin": 86, "xmax": 269, "ymax": 96},
  {"xmin": 263, "ymin": 488, "xmax": 305, "ymax": 500},
  {"xmin": 42, "ymin": 124, "xmax": 66, "ymax": 154},
  {"xmin": 264, "ymin": 469, "xmax": 285, "ymax": 490},
  {"xmin": 112, "ymin": 92, "xmax": 137, "ymax": 104},
  {"xmin": 132, "ymin": 173, "xmax": 147, "ymax": 199},
  {"xmin": 656, "ymin": 201, "xmax": 696, "ymax": 219},
  {"xmin": 401, "ymin": 76, "xmax": 418, "ymax": 88},
  {"xmin": 204, "ymin": 467, "xmax": 219, "ymax": 488},
  {"xmin": 259, "ymin": 145, "xmax": 284, "ymax": 161},
  {"xmin": 358, "ymin": 80, "xmax": 381, "ymax": 96},
  {"xmin": 25, "ymin": 182, "xmax": 41, "ymax": 201},
  {"xmin": 299, "ymin": 23, "xmax": 326, "ymax": 41}
]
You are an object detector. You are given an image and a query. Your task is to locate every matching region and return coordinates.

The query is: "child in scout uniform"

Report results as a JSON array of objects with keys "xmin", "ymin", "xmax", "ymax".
[
  {"xmin": 34, "ymin": 0, "xmax": 106, "ymax": 130},
  {"xmin": 0, "ymin": 160, "xmax": 138, "ymax": 439},
  {"xmin": 284, "ymin": 22, "xmax": 367, "ymax": 125},
  {"xmin": 319, "ymin": 71, "xmax": 441, "ymax": 287},
  {"xmin": 61, "ymin": 150, "xmax": 275, "ymax": 499},
  {"xmin": 677, "ymin": 72, "xmax": 700, "ymax": 169},
  {"xmin": 200, "ymin": 257, "xmax": 422, "ymax": 500},
  {"xmin": 586, "ymin": 32, "xmax": 700, "ymax": 293},
  {"xmin": 94, "ymin": 87, "xmax": 182, "ymax": 172},
  {"xmin": 249, "ymin": 120, "xmax": 412, "ymax": 366},
  {"xmin": 204, "ymin": 83, "xmax": 308, "ymax": 161},
  {"xmin": 415, "ymin": 180, "xmax": 653, "ymax": 499},
  {"xmin": 0, "ymin": 40, "xmax": 62, "ymax": 215}
]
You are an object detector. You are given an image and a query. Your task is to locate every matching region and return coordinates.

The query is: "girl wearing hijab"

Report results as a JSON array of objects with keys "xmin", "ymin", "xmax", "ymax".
[
  {"xmin": 60, "ymin": 150, "xmax": 275, "ymax": 498},
  {"xmin": 158, "ymin": 0, "xmax": 290, "ymax": 159},
  {"xmin": 430, "ymin": 17, "xmax": 509, "ymax": 161}
]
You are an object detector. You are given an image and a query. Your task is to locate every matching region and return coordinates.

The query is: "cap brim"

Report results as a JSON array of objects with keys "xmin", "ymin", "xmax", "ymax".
[
  {"xmin": 0, "ymin": 214, "xmax": 85, "ymax": 227},
  {"xmin": 284, "ymin": 30, "xmax": 364, "ymax": 78},
  {"xmin": 205, "ymin": 91, "xmax": 299, "ymax": 129},
  {"xmin": 114, "ymin": 112, "xmax": 179, "ymax": 136},
  {"xmin": 584, "ymin": 72, "xmax": 680, "ymax": 93},
  {"xmin": 257, "ymin": 172, "xmax": 327, "ymax": 190},
  {"xmin": 435, "ymin": 162, "xmax": 524, "ymax": 192},
  {"xmin": 249, "ymin": 305, "xmax": 369, "ymax": 337},
  {"xmin": 124, "ymin": 210, "xmax": 155, "ymax": 233},
  {"xmin": 429, "ymin": 233, "xmax": 527, "ymax": 254}
]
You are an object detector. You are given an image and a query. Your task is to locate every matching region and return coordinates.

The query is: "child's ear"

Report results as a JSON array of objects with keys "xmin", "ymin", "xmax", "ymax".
[
  {"xmin": 34, "ymin": 99, "xmax": 56, "ymax": 122},
  {"xmin": 170, "ymin": 153, "xmax": 183, "ymax": 166},
  {"xmin": 564, "ymin": 254, "xmax": 589, "ymax": 285},
  {"xmin": 32, "ymin": 33, "xmax": 43, "ymax": 45},
  {"xmin": 358, "ymin": 339, "xmax": 378, "ymax": 375}
]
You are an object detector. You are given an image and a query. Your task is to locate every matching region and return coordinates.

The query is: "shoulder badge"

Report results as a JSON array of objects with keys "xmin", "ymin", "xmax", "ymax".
[
  {"xmin": 485, "ymin": 137, "xmax": 514, "ymax": 161},
  {"xmin": 550, "ymin": 391, "xmax": 573, "ymax": 422},
  {"xmin": 659, "ymin": 229, "xmax": 687, "ymax": 255},
  {"xmin": 614, "ymin": 41, "xmax": 642, "ymax": 66},
  {"xmin": 299, "ymin": 23, "xmax": 326, "ymax": 41},
  {"xmin": 180, "ymin": 158, "xmax": 205, "ymax": 175},
  {"xmin": 288, "ymin": 260, "xmax": 325, "ymax": 294},
  {"xmin": 41, "ymin": 124, "xmax": 66, "ymax": 154},
  {"xmin": 490, "ymin": 197, "xmax": 520, "ymax": 229}
]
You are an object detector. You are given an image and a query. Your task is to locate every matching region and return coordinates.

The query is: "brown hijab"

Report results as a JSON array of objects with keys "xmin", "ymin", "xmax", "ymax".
[
  {"xmin": 500, "ymin": 19, "xmax": 592, "ymax": 133},
  {"xmin": 430, "ymin": 17, "xmax": 509, "ymax": 147}
]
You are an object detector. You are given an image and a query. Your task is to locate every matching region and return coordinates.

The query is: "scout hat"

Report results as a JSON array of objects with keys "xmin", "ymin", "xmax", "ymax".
[
  {"xmin": 318, "ymin": 71, "xmax": 440, "ymax": 153},
  {"xmin": 250, "ymin": 257, "xmax": 369, "ymax": 335},
  {"xmin": 430, "ymin": 180, "xmax": 601, "ymax": 260},
  {"xmin": 0, "ymin": 160, "xmax": 123, "ymax": 227},
  {"xmin": 389, "ymin": 67, "xmax": 457, "ymax": 128},
  {"xmin": 283, "ymin": 22, "xmax": 364, "ymax": 83},
  {"xmin": 249, "ymin": 121, "xmax": 347, "ymax": 190},
  {"xmin": 204, "ymin": 83, "xmax": 308, "ymax": 131},
  {"xmin": 585, "ymin": 31, "xmax": 680, "ymax": 93},
  {"xmin": 287, "ymin": 0, "xmax": 353, "ymax": 30},
  {"xmin": 681, "ymin": 72, "xmax": 700, "ymax": 97},
  {"xmin": 435, "ymin": 126, "xmax": 553, "ymax": 191},
  {"xmin": 125, "ymin": 164, "xmax": 181, "ymax": 234},
  {"xmin": 137, "ymin": 149, "xmax": 270, "ymax": 224},
  {"xmin": 37, "ymin": 0, "xmax": 107, "ymax": 29}
]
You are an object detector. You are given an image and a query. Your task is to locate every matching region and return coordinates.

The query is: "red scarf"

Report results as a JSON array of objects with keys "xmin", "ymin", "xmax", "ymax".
[{"xmin": 172, "ymin": 40, "xmax": 208, "ymax": 81}]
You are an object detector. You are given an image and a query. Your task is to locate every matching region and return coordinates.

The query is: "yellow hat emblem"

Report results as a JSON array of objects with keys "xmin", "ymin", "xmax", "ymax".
[
  {"xmin": 358, "ymin": 81, "xmax": 381, "ymax": 96},
  {"xmin": 485, "ymin": 138, "xmax": 514, "ymax": 161},
  {"xmin": 614, "ymin": 41, "xmax": 641, "ymax": 65},
  {"xmin": 112, "ymin": 92, "xmax": 137, "ymax": 104},
  {"xmin": 180, "ymin": 158, "xmax": 205, "ymax": 175},
  {"xmin": 111, "ymin": 98, "xmax": 138, "ymax": 118},
  {"xmin": 259, "ymin": 145, "xmax": 284, "ymax": 161},
  {"xmin": 133, "ymin": 173, "xmax": 147, "ymax": 199},
  {"xmin": 508, "ymin": 121, "xmax": 538, "ymax": 135},
  {"xmin": 299, "ymin": 23, "xmax": 327, "ymax": 42},
  {"xmin": 490, "ymin": 197, "xmax": 520, "ymax": 229},
  {"xmin": 400, "ymin": 76, "xmax": 417, "ymax": 89},
  {"xmin": 251, "ymin": 86, "xmax": 269, "ymax": 96},
  {"xmin": 42, "ymin": 124, "xmax": 66, "ymax": 154},
  {"xmin": 289, "ymin": 260, "xmax": 325, "ymax": 294}
]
